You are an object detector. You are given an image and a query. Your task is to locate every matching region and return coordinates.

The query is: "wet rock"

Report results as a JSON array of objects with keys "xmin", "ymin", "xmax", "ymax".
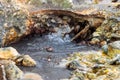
[
  {"xmin": 0, "ymin": 47, "xmax": 20, "ymax": 60},
  {"xmin": 66, "ymin": 60, "xmax": 84, "ymax": 71},
  {"xmin": 46, "ymin": 47, "xmax": 54, "ymax": 52},
  {"xmin": 22, "ymin": 55, "xmax": 36, "ymax": 67},
  {"xmin": 0, "ymin": 64, "xmax": 7, "ymax": 80},
  {"xmin": 22, "ymin": 73, "xmax": 43, "ymax": 80},
  {"xmin": 0, "ymin": 60, "xmax": 23, "ymax": 80}
]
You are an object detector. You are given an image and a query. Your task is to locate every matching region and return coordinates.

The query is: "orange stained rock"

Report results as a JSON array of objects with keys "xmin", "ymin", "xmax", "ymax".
[{"xmin": 2, "ymin": 28, "xmax": 18, "ymax": 46}]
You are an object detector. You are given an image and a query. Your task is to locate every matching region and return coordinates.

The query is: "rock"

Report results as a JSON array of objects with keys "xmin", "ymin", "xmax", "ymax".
[
  {"xmin": 46, "ymin": 47, "xmax": 54, "ymax": 52},
  {"xmin": 0, "ymin": 47, "xmax": 20, "ymax": 60},
  {"xmin": 0, "ymin": 47, "xmax": 36, "ymax": 67},
  {"xmin": 90, "ymin": 38, "xmax": 100, "ymax": 44},
  {"xmin": 22, "ymin": 73, "xmax": 43, "ymax": 80},
  {"xmin": 92, "ymin": 32, "xmax": 101, "ymax": 37},
  {"xmin": 14, "ymin": 55, "xmax": 24, "ymax": 65},
  {"xmin": 101, "ymin": 44, "xmax": 109, "ymax": 55},
  {"xmin": 92, "ymin": 19, "xmax": 120, "ymax": 43},
  {"xmin": 92, "ymin": 64, "xmax": 105, "ymax": 73},
  {"xmin": 22, "ymin": 55, "xmax": 36, "ymax": 67},
  {"xmin": 0, "ymin": 0, "xmax": 29, "ymax": 46},
  {"xmin": 100, "ymin": 41, "xmax": 107, "ymax": 46},
  {"xmin": 102, "ymin": 41, "xmax": 120, "ymax": 57},
  {"xmin": 0, "ymin": 60, "xmax": 23, "ymax": 80},
  {"xmin": 86, "ymin": 73, "xmax": 96, "ymax": 79},
  {"xmin": 70, "ymin": 69, "xmax": 85, "ymax": 80},
  {"xmin": 109, "ymin": 55, "xmax": 120, "ymax": 65},
  {"xmin": 109, "ymin": 41, "xmax": 120, "ymax": 49},
  {"xmin": 66, "ymin": 60, "xmax": 82, "ymax": 70},
  {"xmin": 0, "ymin": 64, "xmax": 7, "ymax": 80}
]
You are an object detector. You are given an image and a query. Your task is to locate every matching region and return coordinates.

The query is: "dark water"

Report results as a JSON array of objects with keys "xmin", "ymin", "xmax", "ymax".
[{"xmin": 10, "ymin": 34, "xmax": 99, "ymax": 80}]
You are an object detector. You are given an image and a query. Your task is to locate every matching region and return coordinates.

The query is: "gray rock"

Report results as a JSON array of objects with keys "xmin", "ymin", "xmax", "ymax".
[
  {"xmin": 101, "ymin": 44, "xmax": 108, "ymax": 54},
  {"xmin": 109, "ymin": 41, "xmax": 120, "ymax": 49}
]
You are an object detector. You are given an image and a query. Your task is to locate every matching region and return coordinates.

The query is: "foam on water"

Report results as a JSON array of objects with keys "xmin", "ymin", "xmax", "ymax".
[{"xmin": 46, "ymin": 25, "xmax": 71, "ymax": 44}]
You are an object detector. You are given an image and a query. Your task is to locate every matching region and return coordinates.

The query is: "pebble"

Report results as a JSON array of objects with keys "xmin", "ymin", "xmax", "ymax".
[{"xmin": 46, "ymin": 47, "xmax": 54, "ymax": 52}]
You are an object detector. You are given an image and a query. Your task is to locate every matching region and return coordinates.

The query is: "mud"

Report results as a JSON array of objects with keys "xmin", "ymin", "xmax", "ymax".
[{"xmin": 9, "ymin": 34, "xmax": 99, "ymax": 80}]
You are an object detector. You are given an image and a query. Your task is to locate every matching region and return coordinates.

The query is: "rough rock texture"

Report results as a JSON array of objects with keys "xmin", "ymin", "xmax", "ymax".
[
  {"xmin": 0, "ymin": 47, "xmax": 36, "ymax": 66},
  {"xmin": 109, "ymin": 41, "xmax": 120, "ymax": 49},
  {"xmin": 0, "ymin": 60, "xmax": 23, "ymax": 80},
  {"xmin": 65, "ymin": 52, "xmax": 120, "ymax": 80},
  {"xmin": 0, "ymin": 0, "xmax": 120, "ymax": 46},
  {"xmin": 0, "ymin": 0, "xmax": 30, "ymax": 46},
  {"xmin": 91, "ymin": 19, "xmax": 120, "ymax": 44},
  {"xmin": 0, "ymin": 59, "xmax": 39, "ymax": 80},
  {"xmin": 110, "ymin": 54, "xmax": 120, "ymax": 65},
  {"xmin": 14, "ymin": 55, "xmax": 36, "ymax": 67},
  {"xmin": 0, "ymin": 47, "xmax": 20, "ymax": 60},
  {"xmin": 22, "ymin": 55, "xmax": 36, "ymax": 67}
]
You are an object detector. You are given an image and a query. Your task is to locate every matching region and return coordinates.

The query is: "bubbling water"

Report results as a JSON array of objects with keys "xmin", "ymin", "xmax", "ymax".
[{"xmin": 46, "ymin": 25, "xmax": 71, "ymax": 44}]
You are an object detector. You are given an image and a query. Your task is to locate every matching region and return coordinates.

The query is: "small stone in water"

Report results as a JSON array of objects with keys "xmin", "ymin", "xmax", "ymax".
[
  {"xmin": 46, "ymin": 47, "xmax": 54, "ymax": 52},
  {"xmin": 47, "ymin": 58, "xmax": 51, "ymax": 62}
]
